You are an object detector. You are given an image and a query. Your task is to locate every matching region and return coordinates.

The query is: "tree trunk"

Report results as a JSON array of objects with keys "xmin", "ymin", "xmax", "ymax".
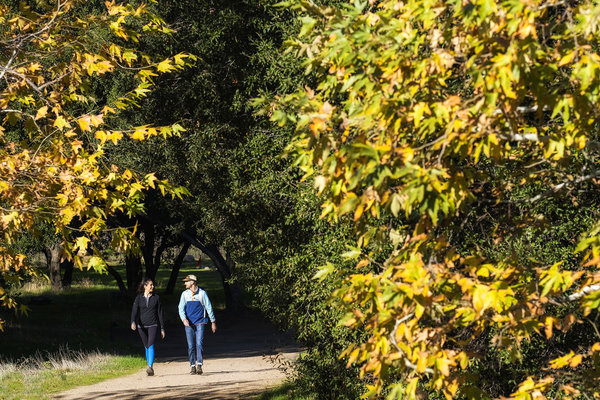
[
  {"xmin": 141, "ymin": 218, "xmax": 156, "ymax": 279},
  {"xmin": 166, "ymin": 242, "xmax": 191, "ymax": 294},
  {"xmin": 224, "ymin": 250, "xmax": 242, "ymax": 311},
  {"xmin": 140, "ymin": 219, "xmax": 176, "ymax": 280},
  {"xmin": 126, "ymin": 253, "xmax": 142, "ymax": 296},
  {"xmin": 107, "ymin": 265, "xmax": 127, "ymax": 293},
  {"xmin": 178, "ymin": 231, "xmax": 243, "ymax": 312},
  {"xmin": 150, "ymin": 235, "xmax": 173, "ymax": 281},
  {"xmin": 44, "ymin": 244, "xmax": 62, "ymax": 290},
  {"xmin": 60, "ymin": 258, "xmax": 74, "ymax": 288},
  {"xmin": 204, "ymin": 245, "xmax": 243, "ymax": 313},
  {"xmin": 135, "ymin": 215, "xmax": 244, "ymax": 311}
]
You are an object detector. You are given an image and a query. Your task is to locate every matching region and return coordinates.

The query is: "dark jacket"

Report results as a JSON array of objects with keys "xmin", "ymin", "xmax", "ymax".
[{"xmin": 131, "ymin": 293, "xmax": 164, "ymax": 330}]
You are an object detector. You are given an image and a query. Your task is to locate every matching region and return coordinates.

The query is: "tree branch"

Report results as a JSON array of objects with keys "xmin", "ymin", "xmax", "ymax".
[
  {"xmin": 493, "ymin": 104, "xmax": 549, "ymax": 116},
  {"xmin": 389, "ymin": 314, "xmax": 435, "ymax": 374},
  {"xmin": 0, "ymin": 48, "xmax": 18, "ymax": 82},
  {"xmin": 527, "ymin": 170, "xmax": 600, "ymax": 203},
  {"xmin": 9, "ymin": 0, "xmax": 65, "ymax": 48},
  {"xmin": 567, "ymin": 284, "xmax": 600, "ymax": 301}
]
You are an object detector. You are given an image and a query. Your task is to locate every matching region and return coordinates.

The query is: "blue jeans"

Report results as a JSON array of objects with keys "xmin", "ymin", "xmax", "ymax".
[{"xmin": 184, "ymin": 324, "xmax": 205, "ymax": 366}]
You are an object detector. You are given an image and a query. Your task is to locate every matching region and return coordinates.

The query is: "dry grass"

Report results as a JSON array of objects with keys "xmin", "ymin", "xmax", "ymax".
[
  {"xmin": 19, "ymin": 276, "xmax": 104, "ymax": 293},
  {"xmin": 72, "ymin": 277, "xmax": 98, "ymax": 288},
  {"xmin": 0, "ymin": 346, "xmax": 111, "ymax": 380},
  {"xmin": 20, "ymin": 277, "xmax": 50, "ymax": 294},
  {"xmin": 0, "ymin": 347, "xmax": 144, "ymax": 399}
]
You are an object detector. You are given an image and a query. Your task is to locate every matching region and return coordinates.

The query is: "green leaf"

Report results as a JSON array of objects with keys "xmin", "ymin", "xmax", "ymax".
[{"xmin": 341, "ymin": 245, "xmax": 361, "ymax": 260}]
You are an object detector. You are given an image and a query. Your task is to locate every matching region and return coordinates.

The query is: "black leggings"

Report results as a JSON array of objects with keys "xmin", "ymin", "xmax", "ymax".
[{"xmin": 137, "ymin": 325, "xmax": 158, "ymax": 348}]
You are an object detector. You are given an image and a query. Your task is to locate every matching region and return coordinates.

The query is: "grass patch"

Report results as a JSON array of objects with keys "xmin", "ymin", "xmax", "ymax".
[
  {"xmin": 0, "ymin": 348, "xmax": 145, "ymax": 400},
  {"xmin": 251, "ymin": 383, "xmax": 317, "ymax": 400}
]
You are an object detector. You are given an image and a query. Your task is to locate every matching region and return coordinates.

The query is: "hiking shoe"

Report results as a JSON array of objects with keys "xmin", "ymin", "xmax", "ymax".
[
  {"xmin": 189, "ymin": 366, "xmax": 196, "ymax": 375},
  {"xmin": 146, "ymin": 366, "xmax": 154, "ymax": 376},
  {"xmin": 196, "ymin": 365, "xmax": 203, "ymax": 375}
]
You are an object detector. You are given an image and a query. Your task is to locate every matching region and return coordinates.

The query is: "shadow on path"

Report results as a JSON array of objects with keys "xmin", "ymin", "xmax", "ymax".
[
  {"xmin": 54, "ymin": 309, "xmax": 300, "ymax": 400},
  {"xmin": 119, "ymin": 308, "xmax": 299, "ymax": 362},
  {"xmin": 60, "ymin": 380, "xmax": 267, "ymax": 400}
]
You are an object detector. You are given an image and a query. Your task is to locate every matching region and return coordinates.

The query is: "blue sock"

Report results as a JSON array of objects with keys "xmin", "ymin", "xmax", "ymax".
[
  {"xmin": 145, "ymin": 347, "xmax": 149, "ymax": 363},
  {"xmin": 148, "ymin": 345, "xmax": 154, "ymax": 366}
]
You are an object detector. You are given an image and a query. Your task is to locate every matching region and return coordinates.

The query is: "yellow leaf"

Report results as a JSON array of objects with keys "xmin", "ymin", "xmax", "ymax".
[
  {"xmin": 144, "ymin": 174, "xmax": 157, "ymax": 188},
  {"xmin": 108, "ymin": 44, "xmax": 122, "ymax": 59},
  {"xmin": 53, "ymin": 115, "xmax": 71, "ymax": 130},
  {"xmin": 95, "ymin": 130, "xmax": 107, "ymax": 143},
  {"xmin": 346, "ymin": 348, "xmax": 360, "ymax": 367},
  {"xmin": 405, "ymin": 378, "xmax": 418, "ymax": 400},
  {"xmin": 74, "ymin": 236, "xmax": 90, "ymax": 253},
  {"xmin": 558, "ymin": 51, "xmax": 576, "ymax": 66},
  {"xmin": 472, "ymin": 285, "xmax": 492, "ymax": 314},
  {"xmin": 1, "ymin": 212, "xmax": 18, "ymax": 228},
  {"xmin": 102, "ymin": 106, "xmax": 116, "ymax": 115},
  {"xmin": 95, "ymin": 60, "xmax": 114, "ymax": 74},
  {"xmin": 550, "ymin": 351, "xmax": 575, "ymax": 369},
  {"xmin": 156, "ymin": 59, "xmax": 173, "ymax": 72},
  {"xmin": 544, "ymin": 316, "xmax": 555, "ymax": 339},
  {"xmin": 87, "ymin": 256, "xmax": 106, "ymax": 272},
  {"xmin": 108, "ymin": 131, "xmax": 123, "ymax": 145},
  {"xmin": 131, "ymin": 129, "xmax": 145, "ymax": 140},
  {"xmin": 29, "ymin": 63, "xmax": 42, "ymax": 73},
  {"xmin": 78, "ymin": 117, "xmax": 91, "ymax": 132},
  {"xmin": 435, "ymin": 356, "xmax": 450, "ymax": 376},
  {"xmin": 416, "ymin": 353, "xmax": 428, "ymax": 373},
  {"xmin": 122, "ymin": 51, "xmax": 137, "ymax": 64},
  {"xmin": 35, "ymin": 106, "xmax": 48, "ymax": 120},
  {"xmin": 414, "ymin": 302, "xmax": 425, "ymax": 319},
  {"xmin": 89, "ymin": 114, "xmax": 104, "ymax": 127},
  {"xmin": 569, "ymin": 354, "xmax": 582, "ymax": 368},
  {"xmin": 353, "ymin": 204, "xmax": 364, "ymax": 221}
]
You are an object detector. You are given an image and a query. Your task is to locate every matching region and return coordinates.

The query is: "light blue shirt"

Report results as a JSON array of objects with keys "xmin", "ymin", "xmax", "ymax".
[{"xmin": 178, "ymin": 287, "xmax": 216, "ymax": 323}]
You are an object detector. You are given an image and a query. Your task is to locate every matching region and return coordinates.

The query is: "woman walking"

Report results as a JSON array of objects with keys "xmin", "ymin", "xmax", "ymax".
[{"xmin": 131, "ymin": 278, "xmax": 165, "ymax": 376}]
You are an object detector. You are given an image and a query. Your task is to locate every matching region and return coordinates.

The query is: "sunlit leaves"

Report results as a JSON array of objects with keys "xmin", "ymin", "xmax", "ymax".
[
  {"xmin": 0, "ymin": 0, "xmax": 194, "ymax": 330},
  {"xmin": 270, "ymin": 0, "xmax": 600, "ymax": 398}
]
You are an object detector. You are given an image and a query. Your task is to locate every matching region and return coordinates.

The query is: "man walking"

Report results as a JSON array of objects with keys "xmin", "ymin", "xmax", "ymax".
[{"xmin": 178, "ymin": 274, "xmax": 217, "ymax": 375}]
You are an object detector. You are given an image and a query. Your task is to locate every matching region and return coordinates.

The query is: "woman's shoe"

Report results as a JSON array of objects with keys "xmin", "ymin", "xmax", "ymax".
[{"xmin": 146, "ymin": 366, "xmax": 154, "ymax": 376}]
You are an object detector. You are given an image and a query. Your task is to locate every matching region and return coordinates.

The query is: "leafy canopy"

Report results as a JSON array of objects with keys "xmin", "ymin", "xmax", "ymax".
[
  {"xmin": 0, "ymin": 0, "xmax": 193, "ymax": 329},
  {"xmin": 267, "ymin": 0, "xmax": 600, "ymax": 398}
]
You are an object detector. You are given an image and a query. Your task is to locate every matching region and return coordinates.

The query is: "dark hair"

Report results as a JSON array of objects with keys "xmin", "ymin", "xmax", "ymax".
[{"xmin": 137, "ymin": 277, "xmax": 154, "ymax": 294}]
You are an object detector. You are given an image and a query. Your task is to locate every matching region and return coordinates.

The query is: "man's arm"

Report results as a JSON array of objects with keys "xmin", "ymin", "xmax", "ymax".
[
  {"xmin": 178, "ymin": 291, "xmax": 189, "ymax": 326},
  {"xmin": 201, "ymin": 291, "xmax": 217, "ymax": 333},
  {"xmin": 201, "ymin": 291, "xmax": 216, "ymax": 322}
]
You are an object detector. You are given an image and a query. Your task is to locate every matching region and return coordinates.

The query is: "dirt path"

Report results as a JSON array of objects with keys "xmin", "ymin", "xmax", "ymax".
[{"xmin": 54, "ymin": 312, "xmax": 299, "ymax": 400}]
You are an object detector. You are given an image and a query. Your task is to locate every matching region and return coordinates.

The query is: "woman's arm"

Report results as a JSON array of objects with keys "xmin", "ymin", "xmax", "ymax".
[{"xmin": 130, "ymin": 295, "xmax": 139, "ymax": 330}]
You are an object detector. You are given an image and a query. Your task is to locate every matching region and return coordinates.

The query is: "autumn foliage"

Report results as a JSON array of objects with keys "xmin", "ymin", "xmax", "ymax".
[
  {"xmin": 0, "ymin": 0, "xmax": 193, "ymax": 330},
  {"xmin": 268, "ymin": 0, "xmax": 600, "ymax": 398}
]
